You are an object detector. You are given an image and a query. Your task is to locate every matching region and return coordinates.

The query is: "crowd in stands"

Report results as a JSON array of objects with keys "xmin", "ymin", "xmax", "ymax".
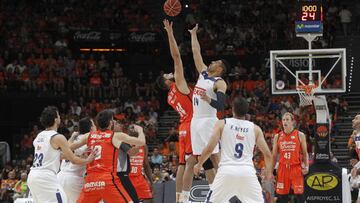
[{"xmin": 0, "ymin": 0, "xmax": 356, "ymax": 202}]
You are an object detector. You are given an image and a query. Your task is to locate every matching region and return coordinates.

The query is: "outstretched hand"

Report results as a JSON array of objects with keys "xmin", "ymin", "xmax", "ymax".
[
  {"xmin": 86, "ymin": 147, "xmax": 99, "ymax": 163},
  {"xmin": 188, "ymin": 24, "xmax": 198, "ymax": 35},
  {"xmin": 163, "ymin": 19, "xmax": 173, "ymax": 33}
]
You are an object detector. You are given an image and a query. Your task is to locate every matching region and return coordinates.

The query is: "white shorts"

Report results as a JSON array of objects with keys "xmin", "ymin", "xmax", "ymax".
[
  {"xmin": 28, "ymin": 170, "xmax": 67, "ymax": 203},
  {"xmin": 191, "ymin": 117, "xmax": 219, "ymax": 155},
  {"xmin": 57, "ymin": 171, "xmax": 84, "ymax": 203},
  {"xmin": 207, "ymin": 166, "xmax": 263, "ymax": 203}
]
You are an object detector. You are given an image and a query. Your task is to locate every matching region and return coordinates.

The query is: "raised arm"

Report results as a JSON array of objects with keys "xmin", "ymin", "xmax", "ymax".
[
  {"xmin": 52, "ymin": 134, "xmax": 94, "ymax": 165},
  {"xmin": 113, "ymin": 125, "xmax": 146, "ymax": 148},
  {"xmin": 194, "ymin": 120, "xmax": 224, "ymax": 175},
  {"xmin": 299, "ymin": 131, "xmax": 309, "ymax": 175},
  {"xmin": 69, "ymin": 133, "xmax": 89, "ymax": 151},
  {"xmin": 255, "ymin": 125, "xmax": 273, "ymax": 180},
  {"xmin": 188, "ymin": 24, "xmax": 207, "ymax": 73},
  {"xmin": 163, "ymin": 19, "xmax": 190, "ymax": 94}
]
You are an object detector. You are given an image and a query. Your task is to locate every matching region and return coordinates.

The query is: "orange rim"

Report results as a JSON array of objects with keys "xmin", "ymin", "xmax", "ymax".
[{"xmin": 296, "ymin": 84, "xmax": 317, "ymax": 94}]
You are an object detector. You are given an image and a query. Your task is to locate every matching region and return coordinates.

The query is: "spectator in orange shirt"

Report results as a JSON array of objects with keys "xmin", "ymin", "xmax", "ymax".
[{"xmin": 0, "ymin": 170, "xmax": 18, "ymax": 201}]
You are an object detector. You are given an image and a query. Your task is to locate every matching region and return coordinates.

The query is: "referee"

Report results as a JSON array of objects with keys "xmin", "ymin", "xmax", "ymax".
[{"xmin": 118, "ymin": 142, "xmax": 140, "ymax": 203}]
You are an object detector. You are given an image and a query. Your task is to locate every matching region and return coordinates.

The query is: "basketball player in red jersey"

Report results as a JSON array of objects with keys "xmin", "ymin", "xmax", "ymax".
[
  {"xmin": 71, "ymin": 110, "xmax": 146, "ymax": 203},
  {"xmin": 162, "ymin": 19, "xmax": 200, "ymax": 203},
  {"xmin": 128, "ymin": 145, "xmax": 153, "ymax": 203},
  {"xmin": 271, "ymin": 112, "xmax": 309, "ymax": 203}
]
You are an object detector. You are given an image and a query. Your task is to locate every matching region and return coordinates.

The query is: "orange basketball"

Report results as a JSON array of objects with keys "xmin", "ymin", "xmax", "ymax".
[{"xmin": 163, "ymin": 0, "xmax": 182, "ymax": 17}]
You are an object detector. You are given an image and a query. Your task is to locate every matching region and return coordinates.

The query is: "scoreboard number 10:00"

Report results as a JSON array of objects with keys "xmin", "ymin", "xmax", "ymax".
[{"xmin": 301, "ymin": 5, "xmax": 318, "ymax": 21}]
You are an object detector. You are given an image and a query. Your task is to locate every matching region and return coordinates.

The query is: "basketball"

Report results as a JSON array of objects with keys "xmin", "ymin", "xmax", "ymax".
[{"xmin": 163, "ymin": 0, "xmax": 182, "ymax": 17}]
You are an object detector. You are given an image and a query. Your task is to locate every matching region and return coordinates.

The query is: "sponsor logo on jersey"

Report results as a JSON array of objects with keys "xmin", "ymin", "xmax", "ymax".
[
  {"xmin": 90, "ymin": 133, "xmax": 111, "ymax": 139},
  {"xmin": 84, "ymin": 181, "xmax": 106, "ymax": 191},
  {"xmin": 236, "ymin": 133, "xmax": 245, "ymax": 140},
  {"xmin": 193, "ymin": 86, "xmax": 206, "ymax": 96},
  {"xmin": 306, "ymin": 173, "xmax": 338, "ymax": 191},
  {"xmin": 276, "ymin": 182, "xmax": 284, "ymax": 189},
  {"xmin": 279, "ymin": 141, "xmax": 296, "ymax": 151},
  {"xmin": 179, "ymin": 130, "xmax": 187, "ymax": 137}
]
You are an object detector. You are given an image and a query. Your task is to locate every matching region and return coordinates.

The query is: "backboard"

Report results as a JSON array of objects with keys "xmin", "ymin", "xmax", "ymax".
[{"xmin": 270, "ymin": 48, "xmax": 346, "ymax": 95}]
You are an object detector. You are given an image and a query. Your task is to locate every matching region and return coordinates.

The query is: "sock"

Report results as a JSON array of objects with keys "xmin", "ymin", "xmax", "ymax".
[
  {"xmin": 176, "ymin": 192, "xmax": 182, "ymax": 202},
  {"xmin": 182, "ymin": 190, "xmax": 190, "ymax": 203}
]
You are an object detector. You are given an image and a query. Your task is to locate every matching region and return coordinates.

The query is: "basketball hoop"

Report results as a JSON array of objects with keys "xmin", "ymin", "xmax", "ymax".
[{"xmin": 296, "ymin": 84, "xmax": 317, "ymax": 107}]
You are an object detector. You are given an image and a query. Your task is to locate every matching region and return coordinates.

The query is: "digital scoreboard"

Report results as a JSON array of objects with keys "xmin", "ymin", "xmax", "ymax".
[{"xmin": 295, "ymin": 0, "xmax": 323, "ymax": 34}]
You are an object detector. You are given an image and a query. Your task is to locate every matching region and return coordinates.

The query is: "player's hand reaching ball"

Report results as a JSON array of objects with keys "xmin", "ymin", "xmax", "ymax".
[
  {"xmin": 193, "ymin": 163, "xmax": 202, "ymax": 176},
  {"xmin": 163, "ymin": 19, "xmax": 173, "ymax": 33},
  {"xmin": 188, "ymin": 24, "xmax": 198, "ymax": 35}
]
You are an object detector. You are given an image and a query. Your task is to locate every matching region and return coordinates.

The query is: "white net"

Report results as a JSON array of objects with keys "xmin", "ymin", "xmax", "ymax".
[{"xmin": 297, "ymin": 85, "xmax": 317, "ymax": 107}]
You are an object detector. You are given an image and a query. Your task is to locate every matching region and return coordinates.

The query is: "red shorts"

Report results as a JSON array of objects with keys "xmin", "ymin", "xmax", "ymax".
[
  {"xmin": 276, "ymin": 164, "xmax": 304, "ymax": 195},
  {"xmin": 179, "ymin": 121, "xmax": 192, "ymax": 164},
  {"xmin": 129, "ymin": 175, "xmax": 153, "ymax": 200},
  {"xmin": 77, "ymin": 174, "xmax": 132, "ymax": 203}
]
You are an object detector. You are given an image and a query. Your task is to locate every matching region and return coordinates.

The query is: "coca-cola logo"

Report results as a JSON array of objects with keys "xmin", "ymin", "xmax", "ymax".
[
  {"xmin": 128, "ymin": 32, "xmax": 156, "ymax": 43},
  {"xmin": 74, "ymin": 31, "xmax": 102, "ymax": 41}
]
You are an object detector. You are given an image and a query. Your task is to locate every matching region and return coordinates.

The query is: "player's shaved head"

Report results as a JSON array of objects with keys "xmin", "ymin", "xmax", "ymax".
[{"xmin": 232, "ymin": 97, "xmax": 249, "ymax": 117}]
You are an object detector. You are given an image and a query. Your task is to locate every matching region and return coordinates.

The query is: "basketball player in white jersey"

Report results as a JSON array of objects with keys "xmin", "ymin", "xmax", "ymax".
[
  {"xmin": 57, "ymin": 117, "xmax": 96, "ymax": 203},
  {"xmin": 194, "ymin": 97, "xmax": 273, "ymax": 203},
  {"xmin": 28, "ymin": 106, "xmax": 96, "ymax": 203},
  {"xmin": 188, "ymin": 24, "xmax": 228, "ymax": 173}
]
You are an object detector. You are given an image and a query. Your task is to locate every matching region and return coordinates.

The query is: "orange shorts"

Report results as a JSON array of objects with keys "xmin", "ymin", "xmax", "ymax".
[
  {"xmin": 129, "ymin": 175, "xmax": 153, "ymax": 200},
  {"xmin": 77, "ymin": 174, "xmax": 132, "ymax": 203},
  {"xmin": 276, "ymin": 164, "xmax": 304, "ymax": 195},
  {"xmin": 179, "ymin": 121, "xmax": 192, "ymax": 164}
]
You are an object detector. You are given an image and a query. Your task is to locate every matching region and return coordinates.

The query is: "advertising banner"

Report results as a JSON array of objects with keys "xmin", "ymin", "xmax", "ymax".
[
  {"xmin": 314, "ymin": 123, "xmax": 331, "ymax": 163},
  {"xmin": 305, "ymin": 162, "xmax": 342, "ymax": 203}
]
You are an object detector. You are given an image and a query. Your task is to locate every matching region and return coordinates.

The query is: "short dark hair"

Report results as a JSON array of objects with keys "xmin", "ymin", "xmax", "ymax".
[
  {"xmin": 40, "ymin": 106, "xmax": 59, "ymax": 128},
  {"xmin": 219, "ymin": 59, "xmax": 229, "ymax": 76},
  {"xmin": 96, "ymin": 110, "xmax": 114, "ymax": 130},
  {"xmin": 79, "ymin": 117, "xmax": 92, "ymax": 134},
  {"xmin": 232, "ymin": 97, "xmax": 249, "ymax": 117}
]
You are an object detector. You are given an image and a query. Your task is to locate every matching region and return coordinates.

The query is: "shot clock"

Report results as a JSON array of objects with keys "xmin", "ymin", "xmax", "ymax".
[{"xmin": 295, "ymin": 0, "xmax": 323, "ymax": 34}]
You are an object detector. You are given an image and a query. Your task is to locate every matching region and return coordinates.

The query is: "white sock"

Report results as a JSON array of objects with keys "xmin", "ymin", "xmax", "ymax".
[
  {"xmin": 182, "ymin": 190, "xmax": 190, "ymax": 203},
  {"xmin": 176, "ymin": 192, "xmax": 182, "ymax": 202}
]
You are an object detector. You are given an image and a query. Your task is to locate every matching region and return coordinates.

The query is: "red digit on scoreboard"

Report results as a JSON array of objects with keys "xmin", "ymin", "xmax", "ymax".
[{"xmin": 302, "ymin": 12, "xmax": 308, "ymax": 21}]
